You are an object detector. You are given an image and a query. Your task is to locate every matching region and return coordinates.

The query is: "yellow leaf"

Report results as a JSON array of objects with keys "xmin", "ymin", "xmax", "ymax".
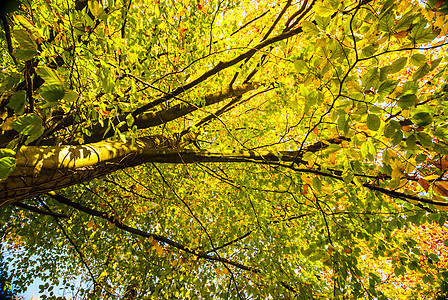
[
  {"xmin": 392, "ymin": 167, "xmax": 403, "ymax": 179},
  {"xmin": 329, "ymin": 153, "xmax": 336, "ymax": 165},
  {"xmin": 301, "ymin": 174, "xmax": 313, "ymax": 186},
  {"xmin": 424, "ymin": 174, "xmax": 440, "ymax": 181},
  {"xmin": 315, "ymin": 38, "xmax": 326, "ymax": 48}
]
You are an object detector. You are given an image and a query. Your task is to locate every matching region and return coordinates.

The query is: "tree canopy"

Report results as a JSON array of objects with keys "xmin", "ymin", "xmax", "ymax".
[{"xmin": 1, "ymin": 0, "xmax": 448, "ymax": 298}]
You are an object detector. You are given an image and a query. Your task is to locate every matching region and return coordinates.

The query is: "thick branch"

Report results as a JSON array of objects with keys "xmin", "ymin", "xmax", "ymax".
[
  {"xmin": 0, "ymin": 136, "xmax": 347, "ymax": 206},
  {"xmin": 131, "ymin": 26, "xmax": 305, "ymax": 117},
  {"xmin": 84, "ymin": 82, "xmax": 260, "ymax": 144}
]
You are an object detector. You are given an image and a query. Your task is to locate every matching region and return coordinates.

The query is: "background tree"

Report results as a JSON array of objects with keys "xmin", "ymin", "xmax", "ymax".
[{"xmin": 1, "ymin": 0, "xmax": 448, "ymax": 298}]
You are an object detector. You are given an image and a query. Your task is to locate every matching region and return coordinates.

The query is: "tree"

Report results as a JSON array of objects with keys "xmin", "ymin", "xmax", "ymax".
[{"xmin": 1, "ymin": 0, "xmax": 448, "ymax": 298}]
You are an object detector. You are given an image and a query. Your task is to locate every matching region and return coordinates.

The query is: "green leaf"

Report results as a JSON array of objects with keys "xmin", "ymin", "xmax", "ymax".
[
  {"xmin": 314, "ymin": 1, "xmax": 337, "ymax": 17},
  {"xmin": 312, "ymin": 176, "xmax": 322, "ymax": 192},
  {"xmin": 11, "ymin": 113, "xmax": 44, "ymax": 144},
  {"xmin": 315, "ymin": 15, "xmax": 331, "ymax": 30},
  {"xmin": 7, "ymin": 90, "xmax": 26, "ymax": 114},
  {"xmin": 431, "ymin": 57, "xmax": 443, "ymax": 70},
  {"xmin": 294, "ymin": 59, "xmax": 308, "ymax": 74},
  {"xmin": 397, "ymin": 94, "xmax": 417, "ymax": 109},
  {"xmin": 13, "ymin": 30, "xmax": 37, "ymax": 49},
  {"xmin": 63, "ymin": 90, "xmax": 79, "ymax": 102},
  {"xmin": 384, "ymin": 120, "xmax": 401, "ymax": 138},
  {"xmin": 409, "ymin": 22, "xmax": 439, "ymax": 44},
  {"xmin": 126, "ymin": 114, "xmax": 134, "ymax": 127},
  {"xmin": 377, "ymin": 80, "xmax": 398, "ymax": 97},
  {"xmin": 411, "ymin": 112, "xmax": 432, "ymax": 126},
  {"xmin": 338, "ymin": 114, "xmax": 350, "ymax": 135},
  {"xmin": 0, "ymin": 73, "xmax": 22, "ymax": 93},
  {"xmin": 361, "ymin": 45, "xmax": 377, "ymax": 58},
  {"xmin": 379, "ymin": 8, "xmax": 395, "ymax": 32},
  {"xmin": 412, "ymin": 63, "xmax": 430, "ymax": 81},
  {"xmin": 36, "ymin": 67, "xmax": 64, "ymax": 86},
  {"xmin": 406, "ymin": 134, "xmax": 417, "ymax": 149},
  {"xmin": 0, "ymin": 149, "xmax": 16, "ymax": 179},
  {"xmin": 389, "ymin": 57, "xmax": 407, "ymax": 73},
  {"xmin": 302, "ymin": 21, "xmax": 320, "ymax": 35},
  {"xmin": 417, "ymin": 132, "xmax": 433, "ymax": 148},
  {"xmin": 434, "ymin": 126, "xmax": 448, "ymax": 142},
  {"xmin": 0, "ymin": 156, "xmax": 16, "ymax": 179},
  {"xmin": 366, "ymin": 114, "xmax": 381, "ymax": 131},
  {"xmin": 40, "ymin": 84, "xmax": 66, "ymax": 103},
  {"xmin": 14, "ymin": 49, "xmax": 38, "ymax": 61},
  {"xmin": 362, "ymin": 67, "xmax": 379, "ymax": 90},
  {"xmin": 410, "ymin": 53, "xmax": 426, "ymax": 66}
]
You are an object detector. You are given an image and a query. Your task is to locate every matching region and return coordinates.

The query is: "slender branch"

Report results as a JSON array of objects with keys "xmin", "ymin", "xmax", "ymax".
[
  {"xmin": 47, "ymin": 191, "xmax": 258, "ymax": 272},
  {"xmin": 131, "ymin": 24, "xmax": 306, "ymax": 117},
  {"xmin": 14, "ymin": 202, "xmax": 68, "ymax": 218}
]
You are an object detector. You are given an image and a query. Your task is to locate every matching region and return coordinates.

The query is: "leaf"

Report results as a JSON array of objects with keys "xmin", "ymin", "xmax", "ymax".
[
  {"xmin": 397, "ymin": 94, "xmax": 417, "ymax": 109},
  {"xmin": 88, "ymin": 0, "xmax": 101, "ymax": 17},
  {"xmin": 36, "ymin": 67, "xmax": 64, "ymax": 86},
  {"xmin": 434, "ymin": 126, "xmax": 448, "ymax": 142},
  {"xmin": 362, "ymin": 67, "xmax": 379, "ymax": 90},
  {"xmin": 413, "ymin": 63, "xmax": 431, "ymax": 81},
  {"xmin": 7, "ymin": 90, "xmax": 26, "ymax": 114},
  {"xmin": 409, "ymin": 22, "xmax": 439, "ymax": 44},
  {"xmin": 13, "ymin": 30, "xmax": 37, "ymax": 49},
  {"xmin": 314, "ymin": 1, "xmax": 337, "ymax": 17},
  {"xmin": 302, "ymin": 21, "xmax": 320, "ymax": 35},
  {"xmin": 412, "ymin": 112, "xmax": 432, "ymax": 126},
  {"xmin": 126, "ymin": 114, "xmax": 134, "ymax": 127},
  {"xmin": 377, "ymin": 80, "xmax": 398, "ymax": 97},
  {"xmin": 40, "ymin": 84, "xmax": 66, "ymax": 103},
  {"xmin": 294, "ymin": 59, "xmax": 308, "ymax": 74},
  {"xmin": 0, "ymin": 149, "xmax": 16, "ymax": 179},
  {"xmin": 434, "ymin": 182, "xmax": 448, "ymax": 197},
  {"xmin": 406, "ymin": 134, "xmax": 417, "ymax": 149},
  {"xmin": 366, "ymin": 114, "xmax": 381, "ymax": 131},
  {"xmin": 14, "ymin": 49, "xmax": 38, "ymax": 61},
  {"xmin": 431, "ymin": 57, "xmax": 443, "ymax": 70},
  {"xmin": 11, "ymin": 113, "xmax": 44, "ymax": 144},
  {"xmin": 418, "ymin": 178, "xmax": 430, "ymax": 191},
  {"xmin": 312, "ymin": 176, "xmax": 322, "ymax": 193},
  {"xmin": 417, "ymin": 132, "xmax": 433, "ymax": 147},
  {"xmin": 63, "ymin": 90, "xmax": 79, "ymax": 102},
  {"xmin": 338, "ymin": 114, "xmax": 350, "ymax": 135},
  {"xmin": 389, "ymin": 57, "xmax": 407, "ymax": 73},
  {"xmin": 410, "ymin": 53, "xmax": 427, "ymax": 66}
]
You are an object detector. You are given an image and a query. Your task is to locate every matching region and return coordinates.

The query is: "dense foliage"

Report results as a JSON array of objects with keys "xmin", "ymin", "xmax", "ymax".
[{"xmin": 1, "ymin": 0, "xmax": 448, "ymax": 298}]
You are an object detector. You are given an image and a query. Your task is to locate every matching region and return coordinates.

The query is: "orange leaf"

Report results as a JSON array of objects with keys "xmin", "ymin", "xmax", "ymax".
[
  {"xmin": 431, "ymin": 157, "xmax": 448, "ymax": 170},
  {"xmin": 434, "ymin": 181, "xmax": 448, "ymax": 197},
  {"xmin": 418, "ymin": 178, "xmax": 430, "ymax": 192},
  {"xmin": 402, "ymin": 125, "xmax": 412, "ymax": 132},
  {"xmin": 435, "ymin": 0, "xmax": 446, "ymax": 9},
  {"xmin": 393, "ymin": 30, "xmax": 408, "ymax": 39}
]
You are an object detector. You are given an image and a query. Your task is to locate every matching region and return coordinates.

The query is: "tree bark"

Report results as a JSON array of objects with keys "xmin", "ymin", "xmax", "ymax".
[
  {"xmin": 0, "ymin": 135, "xmax": 352, "ymax": 207},
  {"xmin": 0, "ymin": 135, "xmax": 307, "ymax": 207}
]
